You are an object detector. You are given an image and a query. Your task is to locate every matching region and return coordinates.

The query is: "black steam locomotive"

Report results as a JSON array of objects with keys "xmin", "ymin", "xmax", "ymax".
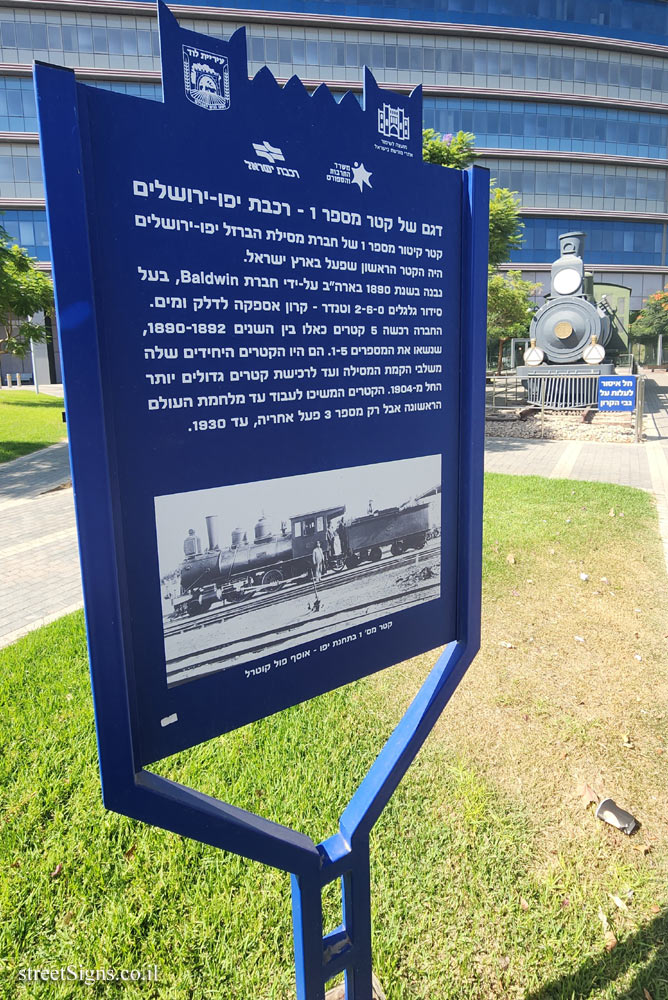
[
  {"xmin": 517, "ymin": 231, "xmax": 619, "ymax": 407},
  {"xmin": 172, "ymin": 499, "xmax": 433, "ymax": 617}
]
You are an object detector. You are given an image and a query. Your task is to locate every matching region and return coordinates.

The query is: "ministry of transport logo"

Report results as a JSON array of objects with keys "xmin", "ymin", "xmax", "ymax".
[
  {"xmin": 378, "ymin": 103, "xmax": 410, "ymax": 141},
  {"xmin": 183, "ymin": 44, "xmax": 230, "ymax": 111}
]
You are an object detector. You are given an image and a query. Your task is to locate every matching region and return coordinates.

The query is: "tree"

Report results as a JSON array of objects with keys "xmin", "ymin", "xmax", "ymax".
[
  {"xmin": 422, "ymin": 128, "xmax": 477, "ymax": 169},
  {"xmin": 487, "ymin": 270, "xmax": 540, "ymax": 373},
  {"xmin": 487, "ymin": 270, "xmax": 540, "ymax": 343},
  {"xmin": 488, "ymin": 186, "xmax": 524, "ymax": 269},
  {"xmin": 422, "ymin": 128, "xmax": 524, "ymax": 268},
  {"xmin": 0, "ymin": 226, "xmax": 54, "ymax": 366},
  {"xmin": 630, "ymin": 287, "xmax": 668, "ymax": 341}
]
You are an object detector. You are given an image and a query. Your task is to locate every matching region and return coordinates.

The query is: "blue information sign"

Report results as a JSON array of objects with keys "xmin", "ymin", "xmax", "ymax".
[
  {"xmin": 35, "ymin": 6, "xmax": 488, "ymax": 997},
  {"xmin": 598, "ymin": 374, "xmax": 637, "ymax": 411}
]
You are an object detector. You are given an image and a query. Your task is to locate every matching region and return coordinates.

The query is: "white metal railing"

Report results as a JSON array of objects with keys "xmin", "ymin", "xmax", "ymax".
[{"xmin": 486, "ymin": 372, "xmax": 645, "ymax": 442}]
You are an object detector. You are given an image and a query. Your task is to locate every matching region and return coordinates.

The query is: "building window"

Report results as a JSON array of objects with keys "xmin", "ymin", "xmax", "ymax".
[
  {"xmin": 423, "ymin": 97, "xmax": 668, "ymax": 159},
  {"xmin": 1, "ymin": 210, "xmax": 51, "ymax": 262},
  {"xmin": 511, "ymin": 217, "xmax": 664, "ymax": 266}
]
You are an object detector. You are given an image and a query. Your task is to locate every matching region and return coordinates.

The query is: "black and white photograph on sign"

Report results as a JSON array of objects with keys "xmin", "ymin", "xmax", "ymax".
[{"xmin": 155, "ymin": 455, "xmax": 442, "ymax": 687}]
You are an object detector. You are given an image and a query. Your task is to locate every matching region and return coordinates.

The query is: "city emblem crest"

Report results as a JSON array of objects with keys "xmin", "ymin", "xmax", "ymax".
[
  {"xmin": 378, "ymin": 103, "xmax": 410, "ymax": 140},
  {"xmin": 182, "ymin": 44, "xmax": 230, "ymax": 110}
]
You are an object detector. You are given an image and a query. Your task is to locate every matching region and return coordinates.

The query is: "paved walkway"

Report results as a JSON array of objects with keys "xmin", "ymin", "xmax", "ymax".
[
  {"xmin": 0, "ymin": 440, "xmax": 71, "ymax": 501},
  {"xmin": 6, "ymin": 383, "xmax": 65, "ymax": 398},
  {"xmin": 1, "ymin": 372, "xmax": 668, "ymax": 650},
  {"xmin": 0, "ymin": 442, "xmax": 81, "ymax": 647},
  {"xmin": 486, "ymin": 369, "xmax": 668, "ymax": 573}
]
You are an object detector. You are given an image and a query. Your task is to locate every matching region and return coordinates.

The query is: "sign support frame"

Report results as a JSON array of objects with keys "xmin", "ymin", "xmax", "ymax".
[{"xmin": 36, "ymin": 55, "xmax": 488, "ymax": 1000}]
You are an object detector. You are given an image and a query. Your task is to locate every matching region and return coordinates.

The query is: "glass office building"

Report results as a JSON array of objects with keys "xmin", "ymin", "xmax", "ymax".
[{"xmin": 3, "ymin": 0, "xmax": 668, "ymax": 377}]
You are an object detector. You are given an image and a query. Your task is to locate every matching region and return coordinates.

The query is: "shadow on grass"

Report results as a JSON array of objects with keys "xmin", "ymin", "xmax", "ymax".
[
  {"xmin": 0, "ymin": 437, "xmax": 69, "ymax": 466},
  {"xmin": 0, "ymin": 440, "xmax": 58, "ymax": 463},
  {"xmin": 0, "ymin": 392, "xmax": 63, "ymax": 404},
  {"xmin": 527, "ymin": 909, "xmax": 667, "ymax": 1000}
]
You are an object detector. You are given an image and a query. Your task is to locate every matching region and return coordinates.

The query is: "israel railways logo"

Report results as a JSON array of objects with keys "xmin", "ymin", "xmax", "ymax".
[
  {"xmin": 252, "ymin": 141, "xmax": 285, "ymax": 164},
  {"xmin": 378, "ymin": 103, "xmax": 410, "ymax": 141},
  {"xmin": 245, "ymin": 141, "xmax": 298, "ymax": 178},
  {"xmin": 183, "ymin": 44, "xmax": 230, "ymax": 111}
]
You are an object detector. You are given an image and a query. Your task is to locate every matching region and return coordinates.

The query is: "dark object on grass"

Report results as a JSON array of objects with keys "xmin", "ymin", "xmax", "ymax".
[
  {"xmin": 595, "ymin": 798, "xmax": 638, "ymax": 835},
  {"xmin": 326, "ymin": 973, "xmax": 386, "ymax": 1000}
]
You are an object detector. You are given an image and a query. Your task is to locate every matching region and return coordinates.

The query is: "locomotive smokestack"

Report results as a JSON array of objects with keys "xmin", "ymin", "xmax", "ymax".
[
  {"xmin": 205, "ymin": 515, "xmax": 219, "ymax": 550},
  {"xmin": 558, "ymin": 231, "xmax": 585, "ymax": 258}
]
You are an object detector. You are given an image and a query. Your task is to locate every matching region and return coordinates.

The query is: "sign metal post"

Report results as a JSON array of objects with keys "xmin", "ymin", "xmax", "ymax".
[
  {"xmin": 30, "ymin": 337, "xmax": 40, "ymax": 394},
  {"xmin": 35, "ymin": 6, "xmax": 488, "ymax": 996}
]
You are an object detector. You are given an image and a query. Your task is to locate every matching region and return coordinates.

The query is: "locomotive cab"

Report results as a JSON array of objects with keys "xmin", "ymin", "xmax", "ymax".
[{"xmin": 290, "ymin": 506, "xmax": 346, "ymax": 561}]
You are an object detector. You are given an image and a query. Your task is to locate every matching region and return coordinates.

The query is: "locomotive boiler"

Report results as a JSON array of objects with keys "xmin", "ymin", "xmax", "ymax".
[
  {"xmin": 517, "ymin": 231, "xmax": 616, "ymax": 407},
  {"xmin": 178, "ymin": 514, "xmax": 296, "ymax": 605}
]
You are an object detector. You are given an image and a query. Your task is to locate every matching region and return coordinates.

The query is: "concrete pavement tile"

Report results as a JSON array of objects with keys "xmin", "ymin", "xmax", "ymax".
[{"xmin": 0, "ymin": 441, "xmax": 70, "ymax": 503}]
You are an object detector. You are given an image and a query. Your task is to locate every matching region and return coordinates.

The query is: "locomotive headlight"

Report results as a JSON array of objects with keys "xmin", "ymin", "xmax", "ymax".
[{"xmin": 552, "ymin": 267, "xmax": 582, "ymax": 295}]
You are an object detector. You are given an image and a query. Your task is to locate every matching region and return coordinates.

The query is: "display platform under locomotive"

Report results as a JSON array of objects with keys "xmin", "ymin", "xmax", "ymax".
[
  {"xmin": 517, "ymin": 231, "xmax": 626, "ymax": 409},
  {"xmin": 172, "ymin": 492, "xmax": 437, "ymax": 617}
]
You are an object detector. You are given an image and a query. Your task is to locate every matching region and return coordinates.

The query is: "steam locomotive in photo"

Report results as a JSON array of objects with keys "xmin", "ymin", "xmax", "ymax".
[{"xmin": 172, "ymin": 495, "xmax": 435, "ymax": 617}]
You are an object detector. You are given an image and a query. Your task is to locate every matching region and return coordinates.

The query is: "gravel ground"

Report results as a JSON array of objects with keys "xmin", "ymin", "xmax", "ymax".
[{"xmin": 485, "ymin": 408, "xmax": 637, "ymax": 442}]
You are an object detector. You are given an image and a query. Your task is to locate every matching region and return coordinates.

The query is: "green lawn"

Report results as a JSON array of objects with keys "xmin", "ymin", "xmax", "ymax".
[
  {"xmin": 1, "ymin": 475, "xmax": 666, "ymax": 999},
  {"xmin": 0, "ymin": 390, "xmax": 66, "ymax": 463}
]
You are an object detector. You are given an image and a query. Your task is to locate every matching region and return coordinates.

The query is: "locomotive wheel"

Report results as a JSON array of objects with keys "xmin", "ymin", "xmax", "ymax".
[
  {"xmin": 390, "ymin": 541, "xmax": 405, "ymax": 557},
  {"xmin": 410, "ymin": 533, "xmax": 426, "ymax": 550},
  {"xmin": 226, "ymin": 590, "xmax": 244, "ymax": 602},
  {"xmin": 369, "ymin": 546, "xmax": 383, "ymax": 562},
  {"xmin": 188, "ymin": 599, "xmax": 212, "ymax": 616},
  {"xmin": 346, "ymin": 553, "xmax": 361, "ymax": 569},
  {"xmin": 262, "ymin": 568, "xmax": 285, "ymax": 590},
  {"xmin": 330, "ymin": 556, "xmax": 346, "ymax": 573}
]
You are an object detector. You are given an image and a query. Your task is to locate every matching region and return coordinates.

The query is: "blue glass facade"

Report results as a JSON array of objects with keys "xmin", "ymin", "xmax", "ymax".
[
  {"xmin": 4, "ymin": 78, "xmax": 663, "ymax": 166},
  {"xmin": 0, "ymin": 0, "xmax": 666, "ymax": 305},
  {"xmin": 85, "ymin": 80, "xmax": 162, "ymax": 101},
  {"xmin": 514, "ymin": 218, "xmax": 665, "ymax": 266},
  {"xmin": 1, "ymin": 209, "xmax": 50, "ymax": 261},
  {"xmin": 248, "ymin": 35, "xmax": 668, "ymax": 98},
  {"xmin": 424, "ymin": 99, "xmax": 668, "ymax": 160},
  {"xmin": 0, "ymin": 144, "xmax": 42, "ymax": 196},
  {"xmin": 0, "ymin": 77, "xmax": 161, "ymax": 132},
  {"xmin": 479, "ymin": 159, "xmax": 667, "ymax": 214},
  {"xmin": 0, "ymin": 18, "xmax": 159, "ymax": 58},
  {"xmin": 164, "ymin": 0, "xmax": 668, "ymax": 47},
  {"xmin": 0, "ymin": 77, "xmax": 37, "ymax": 133},
  {"xmin": 5, "ymin": 14, "xmax": 668, "ymax": 105}
]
